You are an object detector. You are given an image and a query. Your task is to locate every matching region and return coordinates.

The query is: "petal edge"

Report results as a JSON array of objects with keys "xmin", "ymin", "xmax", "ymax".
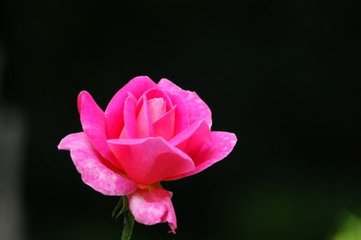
[
  {"xmin": 166, "ymin": 131, "xmax": 237, "ymax": 180},
  {"xmin": 58, "ymin": 132, "xmax": 137, "ymax": 196},
  {"xmin": 128, "ymin": 185, "xmax": 177, "ymax": 233}
]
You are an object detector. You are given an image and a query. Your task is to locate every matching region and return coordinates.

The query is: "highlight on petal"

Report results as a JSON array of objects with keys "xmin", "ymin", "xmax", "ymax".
[
  {"xmin": 166, "ymin": 131, "xmax": 237, "ymax": 180},
  {"xmin": 105, "ymin": 76, "xmax": 157, "ymax": 138},
  {"xmin": 128, "ymin": 185, "xmax": 177, "ymax": 233},
  {"xmin": 135, "ymin": 94, "xmax": 171, "ymax": 138},
  {"xmin": 143, "ymin": 88, "xmax": 173, "ymax": 111},
  {"xmin": 148, "ymin": 98, "xmax": 166, "ymax": 122},
  {"xmin": 158, "ymin": 78, "xmax": 212, "ymax": 127},
  {"xmin": 78, "ymin": 91, "xmax": 116, "ymax": 162},
  {"xmin": 58, "ymin": 132, "xmax": 137, "ymax": 196},
  {"xmin": 107, "ymin": 137, "xmax": 195, "ymax": 185}
]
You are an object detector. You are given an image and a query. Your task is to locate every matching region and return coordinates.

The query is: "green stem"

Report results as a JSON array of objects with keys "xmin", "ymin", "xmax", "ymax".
[
  {"xmin": 112, "ymin": 197, "xmax": 125, "ymax": 220},
  {"xmin": 120, "ymin": 197, "xmax": 135, "ymax": 240}
]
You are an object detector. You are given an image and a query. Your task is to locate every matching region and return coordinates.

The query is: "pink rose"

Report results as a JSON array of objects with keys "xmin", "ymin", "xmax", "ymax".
[{"xmin": 58, "ymin": 76, "xmax": 237, "ymax": 232}]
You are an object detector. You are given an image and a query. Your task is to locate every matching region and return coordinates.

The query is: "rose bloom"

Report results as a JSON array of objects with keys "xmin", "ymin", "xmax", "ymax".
[{"xmin": 58, "ymin": 76, "xmax": 237, "ymax": 232}]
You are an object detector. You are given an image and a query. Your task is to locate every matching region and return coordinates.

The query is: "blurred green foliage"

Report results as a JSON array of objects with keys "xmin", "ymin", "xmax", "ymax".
[{"xmin": 332, "ymin": 214, "xmax": 361, "ymax": 240}]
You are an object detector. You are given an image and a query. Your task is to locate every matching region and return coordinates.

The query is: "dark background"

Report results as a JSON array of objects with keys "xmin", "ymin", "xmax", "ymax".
[{"xmin": 1, "ymin": 1, "xmax": 361, "ymax": 239}]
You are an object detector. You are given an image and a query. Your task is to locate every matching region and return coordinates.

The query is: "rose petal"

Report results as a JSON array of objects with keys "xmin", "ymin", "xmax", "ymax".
[
  {"xmin": 105, "ymin": 76, "xmax": 157, "ymax": 138},
  {"xmin": 107, "ymin": 137, "xmax": 195, "ymax": 185},
  {"xmin": 153, "ymin": 106, "xmax": 176, "ymax": 140},
  {"xmin": 135, "ymin": 95, "xmax": 154, "ymax": 137},
  {"xmin": 148, "ymin": 98, "xmax": 166, "ymax": 122},
  {"xmin": 120, "ymin": 93, "xmax": 137, "ymax": 139},
  {"xmin": 169, "ymin": 120, "xmax": 210, "ymax": 162},
  {"xmin": 78, "ymin": 91, "xmax": 116, "ymax": 162},
  {"xmin": 143, "ymin": 88, "xmax": 173, "ymax": 111},
  {"xmin": 165, "ymin": 92, "xmax": 190, "ymax": 135},
  {"xmin": 58, "ymin": 132, "xmax": 137, "ymax": 195},
  {"xmin": 135, "ymin": 95, "xmax": 169, "ymax": 138},
  {"xmin": 166, "ymin": 131, "xmax": 237, "ymax": 180},
  {"xmin": 158, "ymin": 78, "xmax": 212, "ymax": 127},
  {"xmin": 128, "ymin": 185, "xmax": 177, "ymax": 233}
]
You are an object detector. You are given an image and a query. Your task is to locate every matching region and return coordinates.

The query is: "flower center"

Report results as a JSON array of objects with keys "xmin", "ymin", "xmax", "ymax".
[
  {"xmin": 135, "ymin": 97, "xmax": 167, "ymax": 138},
  {"xmin": 147, "ymin": 98, "xmax": 166, "ymax": 123}
]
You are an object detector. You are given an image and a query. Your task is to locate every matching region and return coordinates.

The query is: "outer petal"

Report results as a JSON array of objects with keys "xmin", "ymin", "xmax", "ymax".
[
  {"xmin": 128, "ymin": 185, "xmax": 177, "ymax": 233},
  {"xmin": 78, "ymin": 91, "xmax": 116, "ymax": 162},
  {"xmin": 58, "ymin": 132, "xmax": 137, "ymax": 195},
  {"xmin": 107, "ymin": 137, "xmax": 195, "ymax": 185},
  {"xmin": 166, "ymin": 131, "xmax": 237, "ymax": 180},
  {"xmin": 158, "ymin": 78, "xmax": 212, "ymax": 127},
  {"xmin": 169, "ymin": 120, "xmax": 210, "ymax": 161},
  {"xmin": 105, "ymin": 76, "xmax": 157, "ymax": 138}
]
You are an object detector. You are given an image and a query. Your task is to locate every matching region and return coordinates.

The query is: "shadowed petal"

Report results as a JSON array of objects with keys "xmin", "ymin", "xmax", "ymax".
[
  {"xmin": 107, "ymin": 137, "xmax": 195, "ymax": 185},
  {"xmin": 120, "ymin": 93, "xmax": 137, "ymax": 138},
  {"xmin": 58, "ymin": 132, "xmax": 137, "ymax": 195},
  {"xmin": 105, "ymin": 76, "xmax": 157, "ymax": 138},
  {"xmin": 166, "ymin": 131, "xmax": 237, "ymax": 180},
  {"xmin": 169, "ymin": 120, "xmax": 210, "ymax": 161},
  {"xmin": 128, "ymin": 185, "xmax": 177, "ymax": 233},
  {"xmin": 78, "ymin": 91, "xmax": 116, "ymax": 162}
]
